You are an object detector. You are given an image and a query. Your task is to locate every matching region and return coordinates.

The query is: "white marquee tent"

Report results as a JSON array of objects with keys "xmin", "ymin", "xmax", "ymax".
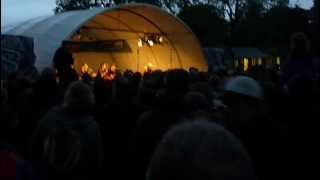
[{"xmin": 4, "ymin": 3, "xmax": 208, "ymax": 72}]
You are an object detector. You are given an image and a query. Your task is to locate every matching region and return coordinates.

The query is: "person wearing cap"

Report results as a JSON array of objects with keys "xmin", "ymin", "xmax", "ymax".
[
  {"xmin": 222, "ymin": 75, "xmax": 264, "ymax": 127},
  {"xmin": 222, "ymin": 76, "xmax": 283, "ymax": 179}
]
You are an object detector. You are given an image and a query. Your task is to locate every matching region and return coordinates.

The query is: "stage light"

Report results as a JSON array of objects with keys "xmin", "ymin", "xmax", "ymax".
[
  {"xmin": 148, "ymin": 39, "xmax": 154, "ymax": 46},
  {"xmin": 138, "ymin": 39, "xmax": 143, "ymax": 47},
  {"xmin": 159, "ymin": 36, "xmax": 163, "ymax": 43}
]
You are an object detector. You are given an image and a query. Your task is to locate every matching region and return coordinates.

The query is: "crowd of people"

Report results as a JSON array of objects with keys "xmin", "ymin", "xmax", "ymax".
[{"xmin": 1, "ymin": 32, "xmax": 319, "ymax": 180}]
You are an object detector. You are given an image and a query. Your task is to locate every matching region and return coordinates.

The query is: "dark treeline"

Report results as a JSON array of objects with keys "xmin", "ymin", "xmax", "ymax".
[{"xmin": 55, "ymin": 0, "xmax": 318, "ymax": 56}]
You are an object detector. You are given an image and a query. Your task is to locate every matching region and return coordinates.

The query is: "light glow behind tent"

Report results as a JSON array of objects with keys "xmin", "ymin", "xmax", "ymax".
[
  {"xmin": 234, "ymin": 60, "xmax": 239, "ymax": 67},
  {"xmin": 252, "ymin": 58, "xmax": 256, "ymax": 66},
  {"xmin": 276, "ymin": 57, "xmax": 281, "ymax": 65},
  {"xmin": 243, "ymin": 58, "xmax": 249, "ymax": 71},
  {"xmin": 258, "ymin": 58, "xmax": 262, "ymax": 65}
]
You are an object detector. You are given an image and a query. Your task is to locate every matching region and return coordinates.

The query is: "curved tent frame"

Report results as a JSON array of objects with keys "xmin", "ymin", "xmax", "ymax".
[{"xmin": 5, "ymin": 3, "xmax": 208, "ymax": 72}]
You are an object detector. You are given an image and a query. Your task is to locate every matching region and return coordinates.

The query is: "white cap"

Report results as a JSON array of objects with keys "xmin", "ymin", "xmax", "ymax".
[{"xmin": 224, "ymin": 76, "xmax": 263, "ymax": 99}]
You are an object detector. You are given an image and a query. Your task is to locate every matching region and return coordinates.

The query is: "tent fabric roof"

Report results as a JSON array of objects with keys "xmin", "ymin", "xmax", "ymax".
[
  {"xmin": 231, "ymin": 47, "xmax": 269, "ymax": 58},
  {"xmin": 4, "ymin": 3, "xmax": 207, "ymax": 72}
]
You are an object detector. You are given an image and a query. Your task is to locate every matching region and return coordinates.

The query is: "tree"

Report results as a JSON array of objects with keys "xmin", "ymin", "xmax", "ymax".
[
  {"xmin": 315, "ymin": 0, "xmax": 319, "ymax": 26},
  {"xmin": 220, "ymin": 0, "xmax": 246, "ymax": 24},
  {"xmin": 54, "ymin": 0, "xmax": 112, "ymax": 14},
  {"xmin": 311, "ymin": 0, "xmax": 319, "ymax": 56},
  {"xmin": 264, "ymin": 0, "xmax": 289, "ymax": 9},
  {"xmin": 205, "ymin": 0, "xmax": 290, "ymax": 45},
  {"xmin": 113, "ymin": 0, "xmax": 161, "ymax": 6},
  {"xmin": 217, "ymin": 0, "xmax": 289, "ymax": 26},
  {"xmin": 178, "ymin": 4, "xmax": 228, "ymax": 46},
  {"xmin": 113, "ymin": 0, "xmax": 195, "ymax": 14},
  {"xmin": 260, "ymin": 5, "xmax": 310, "ymax": 56}
]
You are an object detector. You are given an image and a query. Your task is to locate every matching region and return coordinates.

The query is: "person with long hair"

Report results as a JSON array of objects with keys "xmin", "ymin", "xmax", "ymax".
[{"xmin": 280, "ymin": 32, "xmax": 314, "ymax": 85}]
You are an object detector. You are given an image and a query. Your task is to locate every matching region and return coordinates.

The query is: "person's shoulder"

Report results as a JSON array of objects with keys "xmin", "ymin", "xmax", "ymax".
[
  {"xmin": 138, "ymin": 110, "xmax": 159, "ymax": 123},
  {"xmin": 135, "ymin": 110, "xmax": 157, "ymax": 130},
  {"xmin": 46, "ymin": 106, "xmax": 64, "ymax": 116},
  {"xmin": 312, "ymin": 56, "xmax": 320, "ymax": 63},
  {"xmin": 77, "ymin": 117, "xmax": 101, "ymax": 138},
  {"xmin": 34, "ymin": 106, "xmax": 64, "ymax": 135},
  {"xmin": 40, "ymin": 106, "xmax": 63, "ymax": 124},
  {"xmin": 72, "ymin": 113, "xmax": 97, "ymax": 130}
]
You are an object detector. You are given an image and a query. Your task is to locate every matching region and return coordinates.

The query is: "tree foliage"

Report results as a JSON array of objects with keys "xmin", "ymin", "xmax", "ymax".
[
  {"xmin": 113, "ymin": 0, "xmax": 196, "ymax": 14},
  {"xmin": 55, "ymin": 0, "xmax": 225, "ymax": 15},
  {"xmin": 178, "ymin": 4, "xmax": 227, "ymax": 46},
  {"xmin": 55, "ymin": 0, "xmax": 112, "ymax": 14},
  {"xmin": 263, "ymin": 6, "xmax": 310, "ymax": 46},
  {"xmin": 216, "ymin": 0, "xmax": 289, "ymax": 22}
]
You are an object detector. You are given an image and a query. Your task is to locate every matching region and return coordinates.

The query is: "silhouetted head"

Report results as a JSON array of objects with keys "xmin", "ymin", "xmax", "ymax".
[
  {"xmin": 133, "ymin": 72, "xmax": 142, "ymax": 82},
  {"xmin": 124, "ymin": 69, "xmax": 134, "ymax": 78},
  {"xmin": 63, "ymin": 81, "xmax": 94, "ymax": 110},
  {"xmin": 53, "ymin": 46, "xmax": 74, "ymax": 71},
  {"xmin": 223, "ymin": 76, "xmax": 263, "ymax": 124},
  {"xmin": 164, "ymin": 69, "xmax": 190, "ymax": 94},
  {"xmin": 114, "ymin": 76, "xmax": 135, "ymax": 101},
  {"xmin": 190, "ymin": 81, "xmax": 213, "ymax": 102},
  {"xmin": 183, "ymin": 91, "xmax": 210, "ymax": 113},
  {"xmin": 147, "ymin": 121, "xmax": 256, "ymax": 180}
]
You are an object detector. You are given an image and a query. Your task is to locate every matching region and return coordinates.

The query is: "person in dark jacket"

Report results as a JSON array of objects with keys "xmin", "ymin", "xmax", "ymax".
[
  {"xmin": 1, "ymin": 85, "xmax": 35, "ymax": 180},
  {"xmin": 129, "ymin": 69, "xmax": 191, "ymax": 180},
  {"xmin": 31, "ymin": 81, "xmax": 103, "ymax": 180}
]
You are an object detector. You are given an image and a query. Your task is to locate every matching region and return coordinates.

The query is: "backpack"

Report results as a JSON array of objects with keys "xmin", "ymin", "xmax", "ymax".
[{"xmin": 43, "ymin": 120, "xmax": 82, "ymax": 174}]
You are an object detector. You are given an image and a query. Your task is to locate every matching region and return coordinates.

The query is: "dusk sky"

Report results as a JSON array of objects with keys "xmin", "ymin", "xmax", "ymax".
[{"xmin": 1, "ymin": 0, "xmax": 314, "ymax": 28}]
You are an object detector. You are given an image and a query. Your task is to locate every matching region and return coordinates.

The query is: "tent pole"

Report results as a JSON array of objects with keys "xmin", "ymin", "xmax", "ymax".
[
  {"xmin": 170, "ymin": 46, "xmax": 172, "ymax": 69},
  {"xmin": 137, "ymin": 48, "xmax": 140, "ymax": 72}
]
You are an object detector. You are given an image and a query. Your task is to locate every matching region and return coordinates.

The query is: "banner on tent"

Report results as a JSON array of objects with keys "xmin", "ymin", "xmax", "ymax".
[
  {"xmin": 63, "ymin": 39, "xmax": 132, "ymax": 53},
  {"xmin": 1, "ymin": 35, "xmax": 37, "ymax": 80}
]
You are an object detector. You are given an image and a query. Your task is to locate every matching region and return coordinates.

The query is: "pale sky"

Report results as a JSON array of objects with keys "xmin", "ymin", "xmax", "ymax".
[{"xmin": 1, "ymin": 0, "xmax": 314, "ymax": 28}]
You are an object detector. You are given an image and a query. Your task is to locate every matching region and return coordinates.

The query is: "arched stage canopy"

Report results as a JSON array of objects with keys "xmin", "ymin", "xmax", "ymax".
[{"xmin": 4, "ymin": 3, "xmax": 208, "ymax": 72}]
